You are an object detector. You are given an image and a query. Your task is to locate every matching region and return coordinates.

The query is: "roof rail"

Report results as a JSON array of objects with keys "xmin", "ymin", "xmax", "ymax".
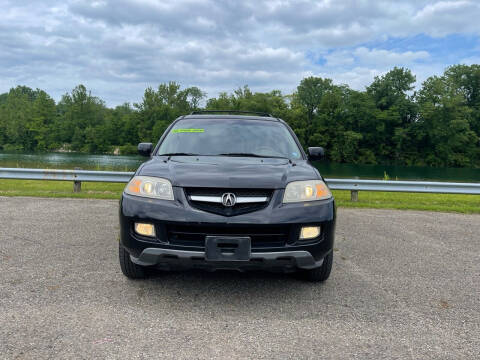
[{"xmin": 190, "ymin": 110, "xmax": 273, "ymax": 117}]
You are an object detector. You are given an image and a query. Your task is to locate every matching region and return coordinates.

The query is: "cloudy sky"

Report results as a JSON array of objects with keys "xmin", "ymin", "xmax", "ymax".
[{"xmin": 1, "ymin": 0, "xmax": 479, "ymax": 106}]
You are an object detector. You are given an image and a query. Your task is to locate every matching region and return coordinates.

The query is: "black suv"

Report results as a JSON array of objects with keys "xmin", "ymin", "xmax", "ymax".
[{"xmin": 119, "ymin": 111, "xmax": 336, "ymax": 281}]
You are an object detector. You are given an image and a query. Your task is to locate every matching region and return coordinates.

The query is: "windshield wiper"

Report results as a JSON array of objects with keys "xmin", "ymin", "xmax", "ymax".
[
  {"xmin": 158, "ymin": 152, "xmax": 199, "ymax": 156},
  {"xmin": 218, "ymin": 153, "xmax": 289, "ymax": 159}
]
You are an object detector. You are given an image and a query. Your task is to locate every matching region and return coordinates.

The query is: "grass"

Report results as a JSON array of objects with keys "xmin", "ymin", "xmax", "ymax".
[
  {"xmin": 333, "ymin": 190, "xmax": 480, "ymax": 214},
  {"xmin": 0, "ymin": 179, "xmax": 125, "ymax": 200},
  {"xmin": 0, "ymin": 179, "xmax": 479, "ymax": 214}
]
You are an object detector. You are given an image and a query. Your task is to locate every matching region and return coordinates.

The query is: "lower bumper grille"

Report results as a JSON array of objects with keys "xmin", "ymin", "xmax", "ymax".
[{"xmin": 167, "ymin": 224, "xmax": 292, "ymax": 248}]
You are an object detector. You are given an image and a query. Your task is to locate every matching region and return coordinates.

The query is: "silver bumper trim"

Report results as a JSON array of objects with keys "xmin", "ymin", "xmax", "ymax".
[{"xmin": 131, "ymin": 248, "xmax": 323, "ymax": 270}]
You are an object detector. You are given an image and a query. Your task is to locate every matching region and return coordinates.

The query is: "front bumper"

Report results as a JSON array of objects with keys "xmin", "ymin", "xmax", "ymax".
[
  {"xmin": 119, "ymin": 187, "xmax": 336, "ymax": 271},
  {"xmin": 131, "ymin": 248, "xmax": 324, "ymax": 271}
]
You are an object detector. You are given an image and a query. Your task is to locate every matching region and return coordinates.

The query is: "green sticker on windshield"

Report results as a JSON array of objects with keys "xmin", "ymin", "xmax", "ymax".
[{"xmin": 172, "ymin": 128, "xmax": 204, "ymax": 133}]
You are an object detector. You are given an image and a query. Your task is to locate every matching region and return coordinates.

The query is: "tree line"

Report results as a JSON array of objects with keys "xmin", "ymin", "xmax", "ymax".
[{"xmin": 0, "ymin": 64, "xmax": 479, "ymax": 168}]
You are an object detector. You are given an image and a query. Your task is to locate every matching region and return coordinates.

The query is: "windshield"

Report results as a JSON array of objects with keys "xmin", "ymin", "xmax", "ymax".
[{"xmin": 156, "ymin": 119, "xmax": 303, "ymax": 159}]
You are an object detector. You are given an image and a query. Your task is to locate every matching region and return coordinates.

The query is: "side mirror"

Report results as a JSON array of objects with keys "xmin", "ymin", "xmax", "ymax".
[
  {"xmin": 138, "ymin": 143, "xmax": 153, "ymax": 157},
  {"xmin": 308, "ymin": 147, "xmax": 325, "ymax": 161}
]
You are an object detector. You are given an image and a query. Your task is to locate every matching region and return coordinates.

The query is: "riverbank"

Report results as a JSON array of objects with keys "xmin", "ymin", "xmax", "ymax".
[
  {"xmin": 0, "ymin": 151, "xmax": 144, "ymax": 172},
  {"xmin": 2, "ymin": 151, "xmax": 480, "ymax": 181},
  {"xmin": 1, "ymin": 179, "xmax": 479, "ymax": 214}
]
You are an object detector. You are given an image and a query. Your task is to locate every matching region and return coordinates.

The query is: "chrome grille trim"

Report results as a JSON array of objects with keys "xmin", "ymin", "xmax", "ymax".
[{"xmin": 189, "ymin": 195, "xmax": 268, "ymax": 203}]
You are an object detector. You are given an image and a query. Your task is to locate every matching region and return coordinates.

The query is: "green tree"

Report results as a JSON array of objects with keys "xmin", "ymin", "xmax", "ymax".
[
  {"xmin": 366, "ymin": 67, "xmax": 418, "ymax": 163},
  {"xmin": 296, "ymin": 77, "xmax": 333, "ymax": 126},
  {"xmin": 0, "ymin": 86, "xmax": 36, "ymax": 151},
  {"xmin": 0, "ymin": 65, "xmax": 479, "ymax": 167},
  {"xmin": 55, "ymin": 85, "xmax": 107, "ymax": 151},
  {"xmin": 30, "ymin": 91, "xmax": 56, "ymax": 151},
  {"xmin": 135, "ymin": 82, "xmax": 206, "ymax": 143},
  {"xmin": 416, "ymin": 74, "xmax": 478, "ymax": 167}
]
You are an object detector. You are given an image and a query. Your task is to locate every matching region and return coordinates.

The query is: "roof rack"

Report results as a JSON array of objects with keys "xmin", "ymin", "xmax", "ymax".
[{"xmin": 190, "ymin": 110, "xmax": 273, "ymax": 117}]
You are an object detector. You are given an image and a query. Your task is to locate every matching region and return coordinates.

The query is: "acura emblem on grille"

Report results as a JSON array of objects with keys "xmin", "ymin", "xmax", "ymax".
[{"xmin": 221, "ymin": 193, "xmax": 236, "ymax": 207}]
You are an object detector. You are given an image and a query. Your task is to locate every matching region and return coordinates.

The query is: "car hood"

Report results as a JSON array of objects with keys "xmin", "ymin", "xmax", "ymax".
[{"xmin": 137, "ymin": 156, "xmax": 320, "ymax": 189}]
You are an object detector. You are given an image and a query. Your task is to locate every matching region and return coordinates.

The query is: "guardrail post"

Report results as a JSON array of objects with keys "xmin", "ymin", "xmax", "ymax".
[
  {"xmin": 73, "ymin": 167, "xmax": 82, "ymax": 193},
  {"xmin": 351, "ymin": 176, "xmax": 359, "ymax": 202},
  {"xmin": 351, "ymin": 190, "xmax": 358, "ymax": 202}
]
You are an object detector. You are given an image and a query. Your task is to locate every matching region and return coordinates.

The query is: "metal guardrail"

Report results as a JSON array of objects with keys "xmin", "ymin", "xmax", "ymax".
[
  {"xmin": 325, "ymin": 178, "xmax": 480, "ymax": 201},
  {"xmin": 325, "ymin": 178, "xmax": 480, "ymax": 195},
  {"xmin": 1, "ymin": 168, "xmax": 479, "ymax": 199},
  {"xmin": 0, "ymin": 167, "xmax": 134, "ymax": 183},
  {"xmin": 0, "ymin": 167, "xmax": 133, "ymax": 192}
]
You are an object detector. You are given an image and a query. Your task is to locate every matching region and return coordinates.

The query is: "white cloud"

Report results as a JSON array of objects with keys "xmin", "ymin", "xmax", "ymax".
[
  {"xmin": 412, "ymin": 1, "xmax": 480, "ymax": 36},
  {"xmin": 318, "ymin": 48, "xmax": 438, "ymax": 91},
  {"xmin": 354, "ymin": 47, "xmax": 430, "ymax": 66},
  {"xmin": 460, "ymin": 56, "xmax": 480, "ymax": 66},
  {"xmin": 0, "ymin": 0, "xmax": 479, "ymax": 105},
  {"xmin": 319, "ymin": 67, "xmax": 382, "ymax": 90},
  {"xmin": 324, "ymin": 51, "xmax": 355, "ymax": 67}
]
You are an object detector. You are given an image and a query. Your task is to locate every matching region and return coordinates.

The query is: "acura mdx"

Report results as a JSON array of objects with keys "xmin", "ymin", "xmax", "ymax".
[{"xmin": 119, "ymin": 111, "xmax": 336, "ymax": 281}]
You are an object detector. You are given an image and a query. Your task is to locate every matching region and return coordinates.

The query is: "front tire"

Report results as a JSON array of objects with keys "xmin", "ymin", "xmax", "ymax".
[
  {"xmin": 299, "ymin": 252, "xmax": 333, "ymax": 282},
  {"xmin": 119, "ymin": 244, "xmax": 147, "ymax": 279}
]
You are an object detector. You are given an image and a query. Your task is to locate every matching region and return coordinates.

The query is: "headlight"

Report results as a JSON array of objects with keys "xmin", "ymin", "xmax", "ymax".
[
  {"xmin": 124, "ymin": 176, "xmax": 174, "ymax": 200},
  {"xmin": 283, "ymin": 180, "xmax": 332, "ymax": 203}
]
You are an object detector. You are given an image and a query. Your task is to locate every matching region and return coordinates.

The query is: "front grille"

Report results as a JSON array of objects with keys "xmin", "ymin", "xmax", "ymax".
[
  {"xmin": 184, "ymin": 188, "xmax": 273, "ymax": 216},
  {"xmin": 167, "ymin": 224, "xmax": 291, "ymax": 248}
]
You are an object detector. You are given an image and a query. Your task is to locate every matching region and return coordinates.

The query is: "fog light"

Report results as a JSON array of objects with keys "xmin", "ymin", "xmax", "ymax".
[
  {"xmin": 135, "ymin": 223, "xmax": 156, "ymax": 237},
  {"xmin": 300, "ymin": 226, "xmax": 320, "ymax": 240}
]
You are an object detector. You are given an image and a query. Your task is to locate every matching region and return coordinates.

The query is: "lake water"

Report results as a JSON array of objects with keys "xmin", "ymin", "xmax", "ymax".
[{"xmin": 1, "ymin": 152, "xmax": 479, "ymax": 182}]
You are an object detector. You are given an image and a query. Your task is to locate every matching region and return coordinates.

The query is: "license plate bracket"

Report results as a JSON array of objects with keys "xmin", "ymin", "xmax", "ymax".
[{"xmin": 205, "ymin": 236, "xmax": 251, "ymax": 261}]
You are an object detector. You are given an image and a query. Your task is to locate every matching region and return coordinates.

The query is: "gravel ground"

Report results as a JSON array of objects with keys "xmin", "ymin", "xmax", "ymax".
[{"xmin": 0, "ymin": 196, "xmax": 479, "ymax": 359}]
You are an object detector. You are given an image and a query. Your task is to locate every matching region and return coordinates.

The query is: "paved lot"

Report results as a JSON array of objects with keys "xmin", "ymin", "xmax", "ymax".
[{"xmin": 0, "ymin": 197, "xmax": 479, "ymax": 359}]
